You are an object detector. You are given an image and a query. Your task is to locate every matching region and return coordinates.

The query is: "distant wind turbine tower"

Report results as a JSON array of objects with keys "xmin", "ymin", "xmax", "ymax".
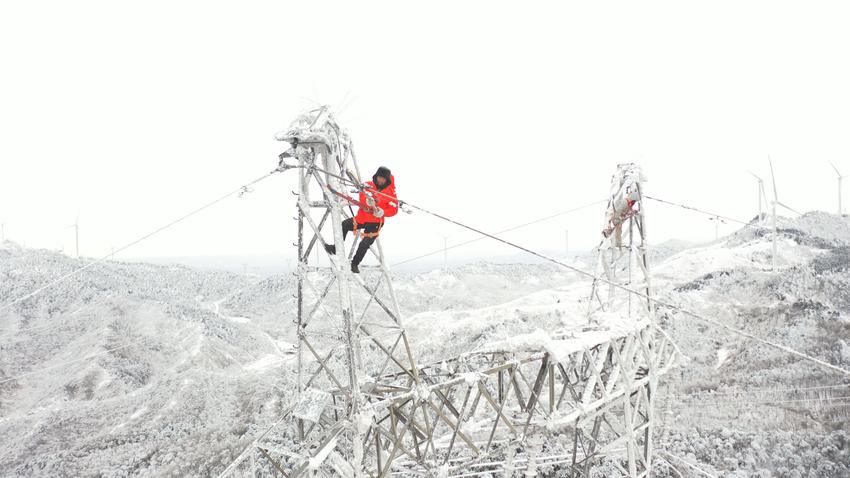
[
  {"xmin": 747, "ymin": 171, "xmax": 768, "ymax": 224},
  {"xmin": 74, "ymin": 214, "xmax": 79, "ymax": 258},
  {"xmin": 769, "ymin": 159, "xmax": 779, "ymax": 271},
  {"xmin": 829, "ymin": 161, "xmax": 844, "ymax": 215},
  {"xmin": 65, "ymin": 214, "xmax": 80, "ymax": 258},
  {"xmin": 768, "ymin": 158, "xmax": 802, "ymax": 271}
]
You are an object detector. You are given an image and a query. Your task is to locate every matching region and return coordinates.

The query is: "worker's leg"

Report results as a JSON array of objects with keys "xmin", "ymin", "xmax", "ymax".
[
  {"xmin": 341, "ymin": 217, "xmax": 354, "ymax": 240},
  {"xmin": 326, "ymin": 217, "xmax": 356, "ymax": 255},
  {"xmin": 351, "ymin": 236, "xmax": 376, "ymax": 268},
  {"xmin": 350, "ymin": 222, "xmax": 380, "ymax": 271}
]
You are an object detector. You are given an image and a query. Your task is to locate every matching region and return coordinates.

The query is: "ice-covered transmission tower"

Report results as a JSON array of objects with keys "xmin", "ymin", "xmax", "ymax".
[
  {"xmin": 588, "ymin": 163, "xmax": 653, "ymax": 324},
  {"xmin": 276, "ymin": 106, "xmax": 421, "ymax": 475},
  {"xmin": 221, "ymin": 115, "xmax": 676, "ymax": 477}
]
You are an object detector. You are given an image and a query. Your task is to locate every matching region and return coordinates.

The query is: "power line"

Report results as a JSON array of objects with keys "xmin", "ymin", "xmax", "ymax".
[
  {"xmin": 392, "ymin": 200, "xmax": 606, "ymax": 267},
  {"xmin": 0, "ymin": 339, "xmax": 146, "ymax": 385},
  {"xmin": 657, "ymin": 451, "xmax": 718, "ymax": 478},
  {"xmin": 1, "ymin": 169, "xmax": 287, "ymax": 389},
  {"xmin": 657, "ymin": 455, "xmax": 686, "ymax": 478},
  {"xmin": 1, "ymin": 293, "xmax": 117, "ymax": 339},
  {"xmin": 658, "ymin": 394, "xmax": 850, "ymax": 409},
  {"xmin": 296, "ymin": 162, "xmax": 850, "ymax": 377},
  {"xmin": 666, "ymin": 382, "xmax": 850, "ymax": 399},
  {"xmin": 309, "ymin": 167, "xmax": 850, "ymax": 377},
  {"xmin": 0, "ymin": 168, "xmax": 283, "ymax": 314},
  {"xmin": 1, "ymin": 322, "xmax": 295, "ymax": 391},
  {"xmin": 395, "ymin": 203, "xmax": 850, "ymax": 377},
  {"xmin": 3, "ymin": 251, "xmax": 275, "ymax": 342},
  {"xmin": 0, "ymin": 323, "xmax": 205, "ymax": 386},
  {"xmin": 644, "ymin": 195, "xmax": 755, "ymax": 227},
  {"xmin": 0, "ymin": 272, "xmax": 289, "ymax": 387},
  {"xmin": 3, "ymin": 198, "xmax": 599, "ymax": 342},
  {"xmin": 6, "ymin": 157, "xmax": 845, "ymax": 473},
  {"xmin": 658, "ymin": 402, "xmax": 850, "ymax": 422},
  {"xmin": 216, "ymin": 407, "xmax": 295, "ymax": 478}
]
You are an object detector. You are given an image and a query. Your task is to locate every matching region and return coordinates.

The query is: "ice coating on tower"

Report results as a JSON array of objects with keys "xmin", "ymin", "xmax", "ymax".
[{"xmin": 602, "ymin": 163, "xmax": 646, "ymax": 248}]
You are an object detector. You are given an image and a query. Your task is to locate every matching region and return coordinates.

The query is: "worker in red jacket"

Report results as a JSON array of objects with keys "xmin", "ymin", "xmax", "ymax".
[{"xmin": 325, "ymin": 166, "xmax": 399, "ymax": 273}]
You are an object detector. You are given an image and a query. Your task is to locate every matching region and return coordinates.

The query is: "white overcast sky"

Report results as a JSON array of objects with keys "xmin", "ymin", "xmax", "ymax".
[{"xmin": 1, "ymin": 1, "xmax": 848, "ymax": 266}]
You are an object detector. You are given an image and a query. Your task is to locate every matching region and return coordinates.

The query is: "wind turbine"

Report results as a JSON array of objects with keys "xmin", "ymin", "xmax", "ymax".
[
  {"xmin": 747, "ymin": 171, "xmax": 769, "ymax": 224},
  {"xmin": 64, "ymin": 213, "xmax": 80, "ymax": 258},
  {"xmin": 767, "ymin": 158, "xmax": 802, "ymax": 271},
  {"xmin": 708, "ymin": 216, "xmax": 725, "ymax": 240},
  {"xmin": 73, "ymin": 214, "xmax": 79, "ymax": 258},
  {"xmin": 828, "ymin": 161, "xmax": 844, "ymax": 215}
]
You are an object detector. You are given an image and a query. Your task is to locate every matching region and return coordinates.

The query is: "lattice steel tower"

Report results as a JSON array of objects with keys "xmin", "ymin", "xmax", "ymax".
[
  {"xmin": 588, "ymin": 163, "xmax": 654, "ymax": 324},
  {"xmin": 220, "ymin": 114, "xmax": 677, "ymax": 478},
  {"xmin": 278, "ymin": 107, "xmax": 421, "ymax": 475}
]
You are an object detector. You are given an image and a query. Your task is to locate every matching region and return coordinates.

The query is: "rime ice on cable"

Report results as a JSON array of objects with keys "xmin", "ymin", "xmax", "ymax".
[{"xmin": 223, "ymin": 115, "xmax": 677, "ymax": 477}]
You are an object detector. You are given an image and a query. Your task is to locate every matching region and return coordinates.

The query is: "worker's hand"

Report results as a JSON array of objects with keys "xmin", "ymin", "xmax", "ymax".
[{"xmin": 373, "ymin": 207, "xmax": 385, "ymax": 218}]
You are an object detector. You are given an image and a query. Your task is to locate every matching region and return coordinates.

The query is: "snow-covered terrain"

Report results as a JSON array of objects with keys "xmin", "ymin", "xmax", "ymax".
[{"xmin": 1, "ymin": 212, "xmax": 849, "ymax": 477}]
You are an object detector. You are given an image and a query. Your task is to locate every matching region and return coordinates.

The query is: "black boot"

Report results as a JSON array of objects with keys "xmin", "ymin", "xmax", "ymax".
[
  {"xmin": 351, "ymin": 263, "xmax": 360, "ymax": 274},
  {"xmin": 324, "ymin": 243, "xmax": 336, "ymax": 255}
]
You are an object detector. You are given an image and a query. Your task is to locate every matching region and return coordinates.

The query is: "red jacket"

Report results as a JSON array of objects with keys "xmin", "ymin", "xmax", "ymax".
[{"xmin": 355, "ymin": 175, "xmax": 398, "ymax": 224}]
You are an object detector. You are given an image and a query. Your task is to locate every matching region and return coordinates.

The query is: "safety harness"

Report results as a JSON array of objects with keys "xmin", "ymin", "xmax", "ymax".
[
  {"xmin": 352, "ymin": 218, "xmax": 384, "ymax": 239},
  {"xmin": 326, "ymin": 185, "xmax": 386, "ymax": 239}
]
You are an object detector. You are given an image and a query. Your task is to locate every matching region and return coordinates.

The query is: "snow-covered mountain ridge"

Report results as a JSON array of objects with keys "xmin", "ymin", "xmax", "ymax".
[{"xmin": 1, "ymin": 212, "xmax": 849, "ymax": 476}]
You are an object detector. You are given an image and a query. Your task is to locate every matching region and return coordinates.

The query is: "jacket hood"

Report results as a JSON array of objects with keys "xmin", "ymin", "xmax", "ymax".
[{"xmin": 372, "ymin": 166, "xmax": 393, "ymax": 190}]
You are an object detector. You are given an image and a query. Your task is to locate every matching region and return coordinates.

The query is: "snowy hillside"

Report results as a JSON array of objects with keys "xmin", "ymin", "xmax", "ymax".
[
  {"xmin": 653, "ymin": 213, "xmax": 850, "ymax": 477},
  {"xmin": 0, "ymin": 245, "xmax": 299, "ymax": 476},
  {"xmin": 1, "ymin": 212, "xmax": 849, "ymax": 476}
]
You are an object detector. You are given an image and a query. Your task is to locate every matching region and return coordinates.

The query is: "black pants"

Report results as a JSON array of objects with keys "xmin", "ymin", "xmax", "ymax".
[{"xmin": 340, "ymin": 218, "xmax": 381, "ymax": 267}]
